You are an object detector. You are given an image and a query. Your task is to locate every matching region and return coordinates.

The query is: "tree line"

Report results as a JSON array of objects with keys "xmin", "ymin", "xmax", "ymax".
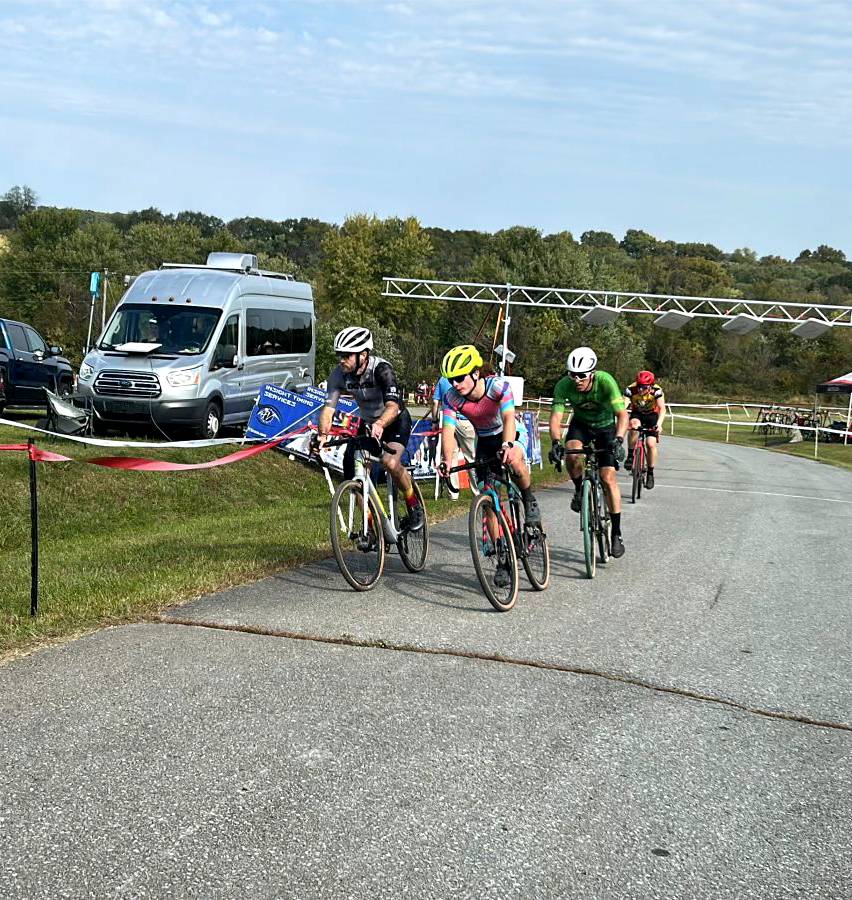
[{"xmin": 1, "ymin": 184, "xmax": 850, "ymax": 401}]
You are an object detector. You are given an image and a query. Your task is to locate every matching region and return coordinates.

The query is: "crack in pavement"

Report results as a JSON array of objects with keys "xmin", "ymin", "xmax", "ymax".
[{"xmin": 160, "ymin": 615, "xmax": 852, "ymax": 734}]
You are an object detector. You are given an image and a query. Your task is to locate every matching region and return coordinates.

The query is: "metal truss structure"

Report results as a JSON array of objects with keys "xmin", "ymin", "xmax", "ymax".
[{"xmin": 382, "ymin": 277, "xmax": 852, "ymax": 338}]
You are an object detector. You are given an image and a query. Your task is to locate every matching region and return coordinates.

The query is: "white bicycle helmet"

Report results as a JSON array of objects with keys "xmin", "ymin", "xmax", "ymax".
[
  {"xmin": 566, "ymin": 346, "xmax": 598, "ymax": 374},
  {"xmin": 334, "ymin": 326, "xmax": 373, "ymax": 353}
]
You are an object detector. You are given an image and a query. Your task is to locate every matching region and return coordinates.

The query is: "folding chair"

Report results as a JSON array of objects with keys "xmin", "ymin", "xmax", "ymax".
[{"xmin": 38, "ymin": 389, "xmax": 93, "ymax": 436}]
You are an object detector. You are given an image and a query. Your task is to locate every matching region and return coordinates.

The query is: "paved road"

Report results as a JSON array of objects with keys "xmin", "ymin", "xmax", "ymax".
[{"xmin": 1, "ymin": 437, "xmax": 850, "ymax": 898}]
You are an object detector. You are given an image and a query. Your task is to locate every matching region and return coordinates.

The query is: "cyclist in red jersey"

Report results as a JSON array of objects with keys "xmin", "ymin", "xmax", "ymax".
[{"xmin": 624, "ymin": 370, "xmax": 666, "ymax": 489}]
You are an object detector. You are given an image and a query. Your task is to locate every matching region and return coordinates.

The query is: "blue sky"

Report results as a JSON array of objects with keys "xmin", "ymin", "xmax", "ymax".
[{"xmin": 1, "ymin": 0, "xmax": 851, "ymax": 258}]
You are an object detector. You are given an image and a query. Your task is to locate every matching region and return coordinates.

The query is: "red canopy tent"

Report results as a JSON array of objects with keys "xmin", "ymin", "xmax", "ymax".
[{"xmin": 816, "ymin": 370, "xmax": 852, "ymax": 445}]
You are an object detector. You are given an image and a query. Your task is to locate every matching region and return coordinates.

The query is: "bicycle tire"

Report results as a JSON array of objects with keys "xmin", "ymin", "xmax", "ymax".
[
  {"xmin": 515, "ymin": 495, "xmax": 550, "ymax": 590},
  {"xmin": 595, "ymin": 480, "xmax": 611, "ymax": 564},
  {"xmin": 468, "ymin": 492, "xmax": 519, "ymax": 611},
  {"xmin": 631, "ymin": 442, "xmax": 643, "ymax": 503},
  {"xmin": 395, "ymin": 481, "xmax": 430, "ymax": 573},
  {"xmin": 330, "ymin": 479, "xmax": 385, "ymax": 591},
  {"xmin": 581, "ymin": 478, "xmax": 595, "ymax": 578}
]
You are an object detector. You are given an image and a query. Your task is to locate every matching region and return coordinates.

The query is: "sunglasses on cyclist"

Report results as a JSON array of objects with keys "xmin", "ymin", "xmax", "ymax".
[
  {"xmin": 450, "ymin": 373, "xmax": 470, "ymax": 384},
  {"xmin": 570, "ymin": 371, "xmax": 592, "ymax": 381},
  {"xmin": 336, "ymin": 351, "xmax": 355, "ymax": 361}
]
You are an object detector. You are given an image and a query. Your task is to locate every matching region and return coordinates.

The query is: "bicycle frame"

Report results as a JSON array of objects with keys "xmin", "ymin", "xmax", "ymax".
[
  {"xmin": 346, "ymin": 445, "xmax": 403, "ymax": 545},
  {"xmin": 450, "ymin": 459, "xmax": 525, "ymax": 551}
]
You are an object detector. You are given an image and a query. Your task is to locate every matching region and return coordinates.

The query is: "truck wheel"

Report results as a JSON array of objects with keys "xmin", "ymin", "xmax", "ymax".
[{"xmin": 197, "ymin": 400, "xmax": 222, "ymax": 439}]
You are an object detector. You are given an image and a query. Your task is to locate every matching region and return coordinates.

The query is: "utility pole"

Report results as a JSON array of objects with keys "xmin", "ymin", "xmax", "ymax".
[{"xmin": 101, "ymin": 268, "xmax": 110, "ymax": 332}]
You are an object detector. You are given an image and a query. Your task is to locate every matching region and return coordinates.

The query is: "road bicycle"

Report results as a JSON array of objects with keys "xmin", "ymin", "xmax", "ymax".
[
  {"xmin": 627, "ymin": 425, "xmax": 658, "ymax": 503},
  {"xmin": 447, "ymin": 455, "xmax": 550, "ymax": 611},
  {"xmin": 323, "ymin": 434, "xmax": 429, "ymax": 591},
  {"xmin": 554, "ymin": 443, "xmax": 612, "ymax": 579}
]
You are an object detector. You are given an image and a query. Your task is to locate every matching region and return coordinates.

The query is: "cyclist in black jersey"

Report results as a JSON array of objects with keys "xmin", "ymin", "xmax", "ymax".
[{"xmin": 316, "ymin": 326, "xmax": 424, "ymax": 531}]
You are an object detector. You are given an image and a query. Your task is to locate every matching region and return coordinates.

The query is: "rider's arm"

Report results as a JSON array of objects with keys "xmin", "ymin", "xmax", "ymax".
[
  {"xmin": 441, "ymin": 407, "xmax": 459, "ymax": 470},
  {"xmin": 656, "ymin": 392, "xmax": 666, "ymax": 430},
  {"xmin": 549, "ymin": 376, "xmax": 570, "ymax": 442},
  {"xmin": 497, "ymin": 382, "xmax": 518, "ymax": 445},
  {"xmin": 318, "ymin": 404, "xmax": 334, "ymax": 438},
  {"xmin": 615, "ymin": 407, "xmax": 629, "ymax": 440},
  {"xmin": 604, "ymin": 373, "xmax": 628, "ymax": 439}
]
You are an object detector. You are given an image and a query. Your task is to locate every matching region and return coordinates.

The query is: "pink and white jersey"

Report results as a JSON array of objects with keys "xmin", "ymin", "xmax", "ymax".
[{"xmin": 442, "ymin": 376, "xmax": 514, "ymax": 437}]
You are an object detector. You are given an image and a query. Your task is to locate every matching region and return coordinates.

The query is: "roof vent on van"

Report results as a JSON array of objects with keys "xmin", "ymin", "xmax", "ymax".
[{"xmin": 206, "ymin": 252, "xmax": 258, "ymax": 273}]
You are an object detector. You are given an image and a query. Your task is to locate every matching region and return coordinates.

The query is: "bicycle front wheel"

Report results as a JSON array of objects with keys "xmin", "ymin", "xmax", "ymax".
[
  {"xmin": 469, "ymin": 492, "xmax": 519, "ymax": 611},
  {"xmin": 631, "ymin": 444, "xmax": 643, "ymax": 503},
  {"xmin": 330, "ymin": 479, "xmax": 385, "ymax": 591},
  {"xmin": 516, "ymin": 497, "xmax": 550, "ymax": 590},
  {"xmin": 581, "ymin": 478, "xmax": 595, "ymax": 578},
  {"xmin": 395, "ymin": 481, "xmax": 429, "ymax": 573},
  {"xmin": 595, "ymin": 481, "xmax": 611, "ymax": 564}
]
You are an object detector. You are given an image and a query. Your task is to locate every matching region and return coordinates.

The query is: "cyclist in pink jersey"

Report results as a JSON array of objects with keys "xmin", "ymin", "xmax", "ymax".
[{"xmin": 438, "ymin": 344, "xmax": 541, "ymax": 527}]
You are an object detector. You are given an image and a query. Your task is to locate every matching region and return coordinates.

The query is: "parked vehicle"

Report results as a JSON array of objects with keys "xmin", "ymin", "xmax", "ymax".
[
  {"xmin": 0, "ymin": 317, "xmax": 74, "ymax": 415},
  {"xmin": 75, "ymin": 253, "xmax": 315, "ymax": 438}
]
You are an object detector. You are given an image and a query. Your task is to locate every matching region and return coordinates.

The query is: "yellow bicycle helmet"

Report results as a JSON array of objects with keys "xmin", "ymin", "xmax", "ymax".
[{"xmin": 441, "ymin": 344, "xmax": 483, "ymax": 379}]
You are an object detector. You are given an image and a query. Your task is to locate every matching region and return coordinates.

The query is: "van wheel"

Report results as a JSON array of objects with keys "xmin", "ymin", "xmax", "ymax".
[{"xmin": 198, "ymin": 400, "xmax": 222, "ymax": 439}]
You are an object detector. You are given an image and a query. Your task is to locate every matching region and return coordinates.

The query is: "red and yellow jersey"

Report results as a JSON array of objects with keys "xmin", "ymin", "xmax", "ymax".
[{"xmin": 624, "ymin": 382, "xmax": 664, "ymax": 413}]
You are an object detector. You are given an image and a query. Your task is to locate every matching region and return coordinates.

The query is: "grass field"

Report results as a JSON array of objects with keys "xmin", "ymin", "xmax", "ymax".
[{"xmin": 666, "ymin": 405, "xmax": 852, "ymax": 472}]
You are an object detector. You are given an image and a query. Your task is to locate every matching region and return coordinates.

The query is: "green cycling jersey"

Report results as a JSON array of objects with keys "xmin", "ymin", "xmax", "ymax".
[{"xmin": 551, "ymin": 370, "xmax": 626, "ymax": 429}]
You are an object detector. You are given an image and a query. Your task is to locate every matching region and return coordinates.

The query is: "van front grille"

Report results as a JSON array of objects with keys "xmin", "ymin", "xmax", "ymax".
[{"xmin": 94, "ymin": 370, "xmax": 161, "ymax": 398}]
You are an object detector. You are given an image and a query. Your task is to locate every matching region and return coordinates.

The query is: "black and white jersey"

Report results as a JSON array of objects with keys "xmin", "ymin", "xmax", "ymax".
[{"xmin": 325, "ymin": 354, "xmax": 404, "ymax": 423}]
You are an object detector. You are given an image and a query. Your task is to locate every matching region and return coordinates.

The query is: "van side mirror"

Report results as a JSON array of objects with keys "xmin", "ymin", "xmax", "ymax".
[{"xmin": 49, "ymin": 345, "xmax": 62, "ymax": 356}]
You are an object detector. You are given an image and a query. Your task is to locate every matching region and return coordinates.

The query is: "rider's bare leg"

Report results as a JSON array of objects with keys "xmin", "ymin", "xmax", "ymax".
[{"xmin": 647, "ymin": 434, "xmax": 658, "ymax": 468}]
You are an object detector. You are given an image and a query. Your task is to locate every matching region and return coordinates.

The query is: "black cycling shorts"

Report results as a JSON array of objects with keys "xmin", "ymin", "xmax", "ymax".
[
  {"xmin": 565, "ymin": 419, "xmax": 617, "ymax": 469},
  {"xmin": 343, "ymin": 409, "xmax": 412, "ymax": 479},
  {"xmin": 630, "ymin": 410, "xmax": 659, "ymax": 432},
  {"xmin": 473, "ymin": 432, "xmax": 504, "ymax": 485}
]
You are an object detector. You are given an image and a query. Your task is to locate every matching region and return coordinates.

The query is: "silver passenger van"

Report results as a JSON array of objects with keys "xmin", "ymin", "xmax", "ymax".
[{"xmin": 77, "ymin": 253, "xmax": 315, "ymax": 437}]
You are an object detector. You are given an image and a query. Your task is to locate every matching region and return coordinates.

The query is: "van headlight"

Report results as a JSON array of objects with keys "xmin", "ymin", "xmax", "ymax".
[
  {"xmin": 79, "ymin": 362, "xmax": 95, "ymax": 381},
  {"xmin": 166, "ymin": 367, "xmax": 201, "ymax": 387}
]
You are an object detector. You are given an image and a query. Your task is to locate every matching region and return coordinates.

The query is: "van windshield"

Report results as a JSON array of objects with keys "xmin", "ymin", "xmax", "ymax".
[{"xmin": 99, "ymin": 304, "xmax": 222, "ymax": 355}]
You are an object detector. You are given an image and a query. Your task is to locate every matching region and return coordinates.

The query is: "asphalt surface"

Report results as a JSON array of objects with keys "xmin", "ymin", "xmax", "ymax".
[{"xmin": 1, "ymin": 436, "xmax": 850, "ymax": 898}]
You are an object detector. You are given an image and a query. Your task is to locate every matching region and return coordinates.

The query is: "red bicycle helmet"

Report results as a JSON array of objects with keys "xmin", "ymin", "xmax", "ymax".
[{"xmin": 636, "ymin": 370, "xmax": 655, "ymax": 385}]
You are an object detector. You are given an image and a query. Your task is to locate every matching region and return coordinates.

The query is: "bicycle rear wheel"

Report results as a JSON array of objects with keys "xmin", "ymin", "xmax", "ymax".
[
  {"xmin": 394, "ymin": 481, "xmax": 429, "ymax": 573},
  {"xmin": 581, "ymin": 478, "xmax": 595, "ymax": 578},
  {"xmin": 469, "ymin": 492, "xmax": 519, "ymax": 611},
  {"xmin": 330, "ymin": 479, "xmax": 385, "ymax": 591},
  {"xmin": 516, "ymin": 497, "xmax": 550, "ymax": 590}
]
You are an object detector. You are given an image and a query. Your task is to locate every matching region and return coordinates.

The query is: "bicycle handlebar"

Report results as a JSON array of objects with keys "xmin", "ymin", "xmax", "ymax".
[{"xmin": 316, "ymin": 433, "xmax": 398, "ymax": 455}]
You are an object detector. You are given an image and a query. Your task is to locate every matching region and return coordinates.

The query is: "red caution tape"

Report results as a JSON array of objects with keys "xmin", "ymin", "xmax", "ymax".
[
  {"xmin": 0, "ymin": 426, "xmax": 310, "ymax": 470},
  {"xmin": 0, "ymin": 444, "xmax": 72, "ymax": 462},
  {"xmin": 88, "ymin": 438, "xmax": 285, "ymax": 471}
]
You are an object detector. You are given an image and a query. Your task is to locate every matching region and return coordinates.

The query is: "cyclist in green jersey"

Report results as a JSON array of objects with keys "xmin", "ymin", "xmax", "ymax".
[{"xmin": 547, "ymin": 346, "xmax": 629, "ymax": 557}]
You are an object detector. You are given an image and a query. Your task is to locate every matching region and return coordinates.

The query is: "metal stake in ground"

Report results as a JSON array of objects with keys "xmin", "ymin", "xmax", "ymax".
[{"xmin": 28, "ymin": 438, "xmax": 39, "ymax": 617}]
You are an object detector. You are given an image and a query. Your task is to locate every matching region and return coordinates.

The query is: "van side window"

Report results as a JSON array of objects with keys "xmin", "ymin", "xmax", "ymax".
[
  {"xmin": 247, "ymin": 308, "xmax": 312, "ymax": 356},
  {"xmin": 247, "ymin": 308, "xmax": 278, "ymax": 356},
  {"xmin": 285, "ymin": 312, "xmax": 312, "ymax": 354},
  {"xmin": 273, "ymin": 311, "xmax": 313, "ymax": 354},
  {"xmin": 213, "ymin": 314, "xmax": 239, "ymax": 366}
]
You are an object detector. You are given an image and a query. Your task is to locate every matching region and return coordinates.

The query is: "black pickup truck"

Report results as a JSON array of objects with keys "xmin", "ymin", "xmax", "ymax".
[{"xmin": 0, "ymin": 317, "xmax": 74, "ymax": 415}]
